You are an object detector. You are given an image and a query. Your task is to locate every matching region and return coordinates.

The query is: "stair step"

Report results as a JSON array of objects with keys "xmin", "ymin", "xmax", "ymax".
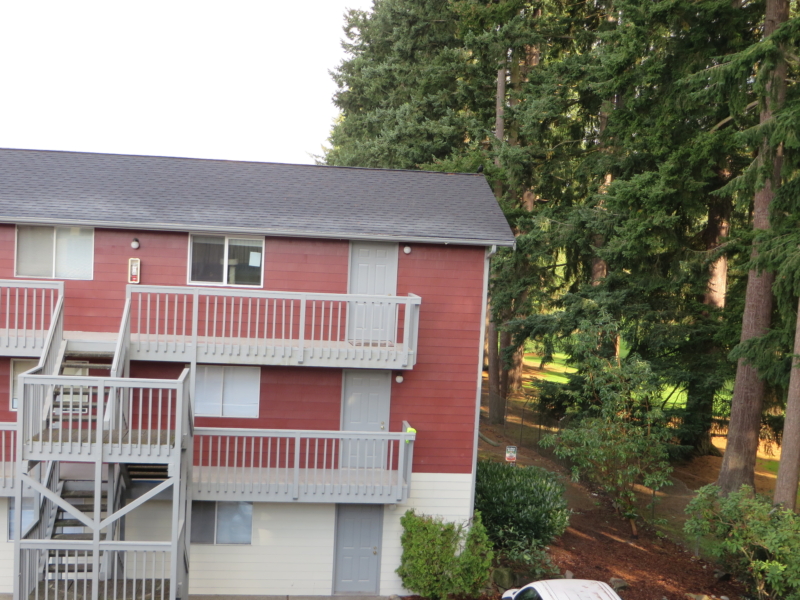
[
  {"xmin": 52, "ymin": 533, "xmax": 105, "ymax": 541},
  {"xmin": 53, "ymin": 400, "xmax": 100, "ymax": 407},
  {"xmin": 64, "ymin": 351, "xmax": 114, "ymax": 360},
  {"xmin": 54, "ymin": 518, "xmax": 88, "ymax": 527},
  {"xmin": 60, "ymin": 505, "xmax": 107, "ymax": 513},
  {"xmin": 62, "ymin": 362, "xmax": 112, "ymax": 370},
  {"xmin": 46, "ymin": 563, "xmax": 93, "ymax": 573},
  {"xmin": 62, "ymin": 490, "xmax": 108, "ymax": 499}
]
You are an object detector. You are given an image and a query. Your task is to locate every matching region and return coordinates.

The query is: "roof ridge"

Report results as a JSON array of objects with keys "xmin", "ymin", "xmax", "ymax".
[{"xmin": 0, "ymin": 147, "xmax": 485, "ymax": 177}]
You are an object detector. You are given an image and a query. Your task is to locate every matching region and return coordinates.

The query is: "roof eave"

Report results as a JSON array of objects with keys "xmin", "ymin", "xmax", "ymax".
[{"xmin": 2, "ymin": 216, "xmax": 516, "ymax": 248}]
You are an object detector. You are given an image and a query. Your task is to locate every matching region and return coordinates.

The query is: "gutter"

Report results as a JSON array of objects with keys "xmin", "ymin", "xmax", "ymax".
[
  {"xmin": 1, "ymin": 216, "xmax": 517, "ymax": 248},
  {"xmin": 468, "ymin": 244, "xmax": 497, "ymax": 519}
]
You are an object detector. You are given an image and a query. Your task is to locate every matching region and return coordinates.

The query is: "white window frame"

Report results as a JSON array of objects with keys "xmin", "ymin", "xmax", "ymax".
[
  {"xmin": 194, "ymin": 365, "xmax": 260, "ymax": 418},
  {"xmin": 10, "ymin": 358, "xmax": 39, "ymax": 411},
  {"xmin": 14, "ymin": 225, "xmax": 95, "ymax": 280},
  {"xmin": 187, "ymin": 234, "xmax": 265, "ymax": 288},
  {"xmin": 190, "ymin": 501, "xmax": 252, "ymax": 545}
]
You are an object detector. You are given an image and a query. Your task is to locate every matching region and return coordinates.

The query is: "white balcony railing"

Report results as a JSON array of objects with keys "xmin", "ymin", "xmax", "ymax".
[
  {"xmin": 193, "ymin": 422, "xmax": 416, "ymax": 503},
  {"xmin": 126, "ymin": 285, "xmax": 422, "ymax": 369},
  {"xmin": 0, "ymin": 281, "xmax": 63, "ymax": 356}
]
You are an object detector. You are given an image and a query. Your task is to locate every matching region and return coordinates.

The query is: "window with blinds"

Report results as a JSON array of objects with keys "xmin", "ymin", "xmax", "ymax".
[
  {"xmin": 16, "ymin": 226, "xmax": 94, "ymax": 279},
  {"xmin": 195, "ymin": 365, "xmax": 261, "ymax": 418}
]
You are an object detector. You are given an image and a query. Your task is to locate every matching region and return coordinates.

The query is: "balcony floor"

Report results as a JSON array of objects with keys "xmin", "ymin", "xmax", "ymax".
[
  {"xmin": 192, "ymin": 465, "xmax": 407, "ymax": 503},
  {"xmin": 129, "ymin": 335, "xmax": 414, "ymax": 369}
]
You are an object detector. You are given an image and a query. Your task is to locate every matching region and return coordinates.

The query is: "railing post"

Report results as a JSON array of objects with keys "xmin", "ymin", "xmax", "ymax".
[
  {"xmin": 401, "ymin": 298, "xmax": 413, "ymax": 367},
  {"xmin": 293, "ymin": 433, "xmax": 301, "ymax": 499},
  {"xmin": 297, "ymin": 297, "xmax": 306, "ymax": 364},
  {"xmin": 396, "ymin": 432, "xmax": 407, "ymax": 503}
]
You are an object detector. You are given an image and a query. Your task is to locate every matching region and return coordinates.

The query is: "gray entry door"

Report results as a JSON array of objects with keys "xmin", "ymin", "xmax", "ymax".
[
  {"xmin": 342, "ymin": 370, "xmax": 391, "ymax": 468},
  {"xmin": 334, "ymin": 504, "xmax": 383, "ymax": 594},
  {"xmin": 348, "ymin": 242, "xmax": 399, "ymax": 344}
]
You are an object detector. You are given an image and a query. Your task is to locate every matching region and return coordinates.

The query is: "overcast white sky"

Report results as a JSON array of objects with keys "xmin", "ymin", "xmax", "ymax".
[{"xmin": 0, "ymin": 1, "xmax": 375, "ymax": 165}]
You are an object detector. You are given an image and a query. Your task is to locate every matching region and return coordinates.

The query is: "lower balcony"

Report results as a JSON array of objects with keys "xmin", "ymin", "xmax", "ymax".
[{"xmin": 192, "ymin": 423, "xmax": 416, "ymax": 503}]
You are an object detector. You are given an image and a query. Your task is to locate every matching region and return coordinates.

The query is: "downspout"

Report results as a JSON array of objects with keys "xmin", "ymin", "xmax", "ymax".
[{"xmin": 469, "ymin": 245, "xmax": 497, "ymax": 518}]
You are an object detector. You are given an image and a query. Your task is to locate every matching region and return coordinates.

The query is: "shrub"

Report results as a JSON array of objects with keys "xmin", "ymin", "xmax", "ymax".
[
  {"xmin": 474, "ymin": 460, "xmax": 570, "ymax": 549},
  {"xmin": 685, "ymin": 485, "xmax": 800, "ymax": 600},
  {"xmin": 538, "ymin": 325, "xmax": 673, "ymax": 528},
  {"xmin": 396, "ymin": 510, "xmax": 493, "ymax": 600}
]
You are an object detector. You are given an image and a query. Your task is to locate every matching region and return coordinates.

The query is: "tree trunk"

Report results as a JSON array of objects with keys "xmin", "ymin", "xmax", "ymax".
[
  {"xmin": 508, "ymin": 346, "xmax": 524, "ymax": 393},
  {"xmin": 774, "ymin": 295, "xmax": 800, "ymax": 510},
  {"xmin": 500, "ymin": 330, "xmax": 512, "ymax": 399},
  {"xmin": 704, "ymin": 199, "xmax": 731, "ymax": 310},
  {"xmin": 487, "ymin": 64, "xmax": 506, "ymax": 426},
  {"xmin": 488, "ymin": 319, "xmax": 503, "ymax": 425},
  {"xmin": 682, "ymin": 199, "xmax": 731, "ymax": 456},
  {"xmin": 717, "ymin": 0, "xmax": 788, "ymax": 495}
]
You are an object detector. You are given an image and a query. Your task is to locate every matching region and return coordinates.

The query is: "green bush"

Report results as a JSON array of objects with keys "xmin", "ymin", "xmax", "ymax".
[
  {"xmin": 396, "ymin": 510, "xmax": 493, "ymax": 600},
  {"xmin": 685, "ymin": 485, "xmax": 800, "ymax": 600},
  {"xmin": 474, "ymin": 461, "xmax": 570, "ymax": 549}
]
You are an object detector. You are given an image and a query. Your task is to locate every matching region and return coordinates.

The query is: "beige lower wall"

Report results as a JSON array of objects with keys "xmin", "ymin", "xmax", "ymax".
[
  {"xmin": 0, "ymin": 498, "xmax": 12, "ymax": 593},
  {"xmin": 0, "ymin": 471, "xmax": 474, "ymax": 597},
  {"xmin": 189, "ymin": 503, "xmax": 337, "ymax": 596},
  {"xmin": 379, "ymin": 472, "xmax": 473, "ymax": 596}
]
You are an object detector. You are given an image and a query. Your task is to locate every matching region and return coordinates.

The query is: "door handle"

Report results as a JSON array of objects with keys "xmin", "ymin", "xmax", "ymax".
[
  {"xmin": 373, "ymin": 547, "xmax": 377, "ymax": 555},
  {"xmin": 380, "ymin": 421, "xmax": 385, "ymax": 430}
]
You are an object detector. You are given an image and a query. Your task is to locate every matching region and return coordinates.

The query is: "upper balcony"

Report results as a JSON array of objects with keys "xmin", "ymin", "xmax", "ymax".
[
  {"xmin": 0, "ymin": 280, "xmax": 63, "ymax": 357},
  {"xmin": 125, "ymin": 285, "xmax": 422, "ymax": 369}
]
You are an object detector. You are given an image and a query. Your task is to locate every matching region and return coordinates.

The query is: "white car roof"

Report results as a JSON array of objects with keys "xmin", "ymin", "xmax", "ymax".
[{"xmin": 531, "ymin": 579, "xmax": 622, "ymax": 600}]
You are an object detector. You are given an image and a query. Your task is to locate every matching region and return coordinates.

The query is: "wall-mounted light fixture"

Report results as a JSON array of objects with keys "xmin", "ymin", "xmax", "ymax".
[
  {"xmin": 403, "ymin": 246, "xmax": 411, "ymax": 254},
  {"xmin": 395, "ymin": 375, "xmax": 404, "ymax": 383},
  {"xmin": 131, "ymin": 238, "xmax": 140, "ymax": 250}
]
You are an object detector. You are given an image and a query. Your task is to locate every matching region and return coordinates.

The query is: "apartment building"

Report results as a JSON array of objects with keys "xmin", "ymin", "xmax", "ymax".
[{"xmin": 0, "ymin": 148, "xmax": 514, "ymax": 600}]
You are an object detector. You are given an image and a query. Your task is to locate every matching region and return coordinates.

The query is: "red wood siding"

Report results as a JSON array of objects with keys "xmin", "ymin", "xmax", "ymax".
[
  {"xmin": 130, "ymin": 362, "xmax": 342, "ymax": 432},
  {"xmin": 0, "ymin": 225, "xmax": 350, "ymax": 333},
  {"xmin": 1, "ymin": 220, "xmax": 487, "ymax": 477},
  {"xmin": 0, "ymin": 357, "xmax": 13, "ymax": 423},
  {"xmin": 392, "ymin": 244, "xmax": 485, "ymax": 475}
]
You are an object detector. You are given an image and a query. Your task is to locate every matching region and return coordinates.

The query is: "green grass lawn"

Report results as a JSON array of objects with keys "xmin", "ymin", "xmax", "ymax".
[{"xmin": 523, "ymin": 352, "xmax": 575, "ymax": 385}]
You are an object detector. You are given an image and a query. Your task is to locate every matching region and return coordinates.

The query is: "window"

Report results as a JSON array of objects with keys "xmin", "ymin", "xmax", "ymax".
[
  {"xmin": 10, "ymin": 359, "xmax": 38, "ymax": 410},
  {"xmin": 190, "ymin": 501, "xmax": 252, "ymax": 544},
  {"xmin": 195, "ymin": 365, "xmax": 260, "ymax": 418},
  {"xmin": 8, "ymin": 497, "xmax": 35, "ymax": 541},
  {"xmin": 513, "ymin": 588, "xmax": 543, "ymax": 600},
  {"xmin": 189, "ymin": 235, "xmax": 263, "ymax": 287},
  {"xmin": 16, "ymin": 226, "xmax": 94, "ymax": 279}
]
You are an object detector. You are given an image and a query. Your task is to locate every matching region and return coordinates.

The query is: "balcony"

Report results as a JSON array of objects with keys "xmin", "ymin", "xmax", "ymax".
[
  {"xmin": 192, "ymin": 423, "xmax": 416, "ymax": 503},
  {"xmin": 125, "ymin": 285, "xmax": 422, "ymax": 369},
  {"xmin": 0, "ymin": 281, "xmax": 62, "ymax": 357},
  {"xmin": 19, "ymin": 370, "xmax": 190, "ymax": 464}
]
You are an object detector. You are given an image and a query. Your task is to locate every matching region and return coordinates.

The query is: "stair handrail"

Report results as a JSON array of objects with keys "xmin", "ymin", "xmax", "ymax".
[
  {"xmin": 17, "ymin": 295, "xmax": 64, "ymax": 456},
  {"xmin": 106, "ymin": 298, "xmax": 132, "ymax": 431},
  {"xmin": 110, "ymin": 297, "xmax": 131, "ymax": 379}
]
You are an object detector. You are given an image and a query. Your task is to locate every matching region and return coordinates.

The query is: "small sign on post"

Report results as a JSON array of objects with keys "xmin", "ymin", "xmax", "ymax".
[{"xmin": 505, "ymin": 445, "xmax": 517, "ymax": 466}]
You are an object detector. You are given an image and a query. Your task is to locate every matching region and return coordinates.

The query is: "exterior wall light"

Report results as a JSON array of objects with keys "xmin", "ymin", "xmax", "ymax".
[
  {"xmin": 395, "ymin": 375, "xmax": 404, "ymax": 383},
  {"xmin": 403, "ymin": 246, "xmax": 411, "ymax": 254},
  {"xmin": 131, "ymin": 238, "xmax": 140, "ymax": 249}
]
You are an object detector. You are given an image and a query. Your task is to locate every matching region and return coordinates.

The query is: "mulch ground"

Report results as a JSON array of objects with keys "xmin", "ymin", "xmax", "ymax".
[{"xmin": 478, "ymin": 411, "xmax": 750, "ymax": 600}]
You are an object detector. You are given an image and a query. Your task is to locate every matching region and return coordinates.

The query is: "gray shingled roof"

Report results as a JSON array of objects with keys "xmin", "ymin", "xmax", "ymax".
[{"xmin": 0, "ymin": 148, "xmax": 514, "ymax": 247}]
